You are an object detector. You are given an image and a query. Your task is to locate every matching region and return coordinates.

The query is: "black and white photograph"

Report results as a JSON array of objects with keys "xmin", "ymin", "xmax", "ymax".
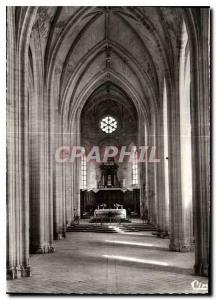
[{"xmin": 3, "ymin": 3, "xmax": 211, "ymax": 295}]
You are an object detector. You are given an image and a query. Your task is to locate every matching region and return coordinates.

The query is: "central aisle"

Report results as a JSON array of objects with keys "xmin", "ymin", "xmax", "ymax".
[{"xmin": 7, "ymin": 232, "xmax": 207, "ymax": 294}]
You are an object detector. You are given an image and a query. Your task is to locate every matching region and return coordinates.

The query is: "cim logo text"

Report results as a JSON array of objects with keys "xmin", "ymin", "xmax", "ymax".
[{"xmin": 191, "ymin": 280, "xmax": 208, "ymax": 292}]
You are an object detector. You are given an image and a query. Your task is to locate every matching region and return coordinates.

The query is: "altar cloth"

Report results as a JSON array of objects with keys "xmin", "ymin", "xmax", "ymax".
[{"xmin": 94, "ymin": 208, "xmax": 127, "ymax": 219}]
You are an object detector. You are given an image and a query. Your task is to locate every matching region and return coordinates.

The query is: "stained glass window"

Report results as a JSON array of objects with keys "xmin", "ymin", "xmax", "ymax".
[
  {"xmin": 81, "ymin": 154, "xmax": 86, "ymax": 189},
  {"xmin": 132, "ymin": 149, "xmax": 138, "ymax": 185},
  {"xmin": 100, "ymin": 116, "xmax": 117, "ymax": 133}
]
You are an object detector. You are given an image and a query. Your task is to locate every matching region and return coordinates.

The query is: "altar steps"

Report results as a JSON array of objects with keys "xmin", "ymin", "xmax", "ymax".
[
  {"xmin": 117, "ymin": 224, "xmax": 156, "ymax": 232},
  {"xmin": 67, "ymin": 224, "xmax": 117, "ymax": 233},
  {"xmin": 66, "ymin": 223, "xmax": 156, "ymax": 234}
]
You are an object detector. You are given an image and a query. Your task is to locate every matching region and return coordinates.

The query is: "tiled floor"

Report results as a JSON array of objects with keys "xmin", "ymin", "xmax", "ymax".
[{"xmin": 7, "ymin": 231, "xmax": 208, "ymax": 294}]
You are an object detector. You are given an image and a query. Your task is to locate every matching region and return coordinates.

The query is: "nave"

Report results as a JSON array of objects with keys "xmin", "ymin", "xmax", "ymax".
[
  {"xmin": 6, "ymin": 6, "xmax": 210, "ymax": 294},
  {"xmin": 7, "ymin": 229, "xmax": 208, "ymax": 294}
]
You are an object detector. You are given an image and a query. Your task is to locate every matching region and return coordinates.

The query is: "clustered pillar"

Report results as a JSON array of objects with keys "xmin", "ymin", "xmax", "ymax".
[{"xmin": 7, "ymin": 7, "xmax": 37, "ymax": 279}]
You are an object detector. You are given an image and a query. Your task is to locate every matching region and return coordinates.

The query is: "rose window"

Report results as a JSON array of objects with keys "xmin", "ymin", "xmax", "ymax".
[{"xmin": 100, "ymin": 116, "xmax": 117, "ymax": 133}]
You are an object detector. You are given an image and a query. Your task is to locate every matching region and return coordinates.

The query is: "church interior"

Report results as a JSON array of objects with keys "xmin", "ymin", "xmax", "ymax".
[{"xmin": 6, "ymin": 6, "xmax": 210, "ymax": 294}]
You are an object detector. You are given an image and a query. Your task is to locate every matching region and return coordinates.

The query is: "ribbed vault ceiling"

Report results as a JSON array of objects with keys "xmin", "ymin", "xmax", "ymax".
[{"xmin": 30, "ymin": 6, "xmax": 184, "ymax": 124}]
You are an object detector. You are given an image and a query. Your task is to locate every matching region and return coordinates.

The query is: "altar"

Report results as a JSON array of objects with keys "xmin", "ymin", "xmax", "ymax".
[
  {"xmin": 94, "ymin": 208, "xmax": 127, "ymax": 220},
  {"xmin": 80, "ymin": 188, "xmax": 140, "ymax": 217},
  {"xmin": 80, "ymin": 158, "xmax": 140, "ymax": 218}
]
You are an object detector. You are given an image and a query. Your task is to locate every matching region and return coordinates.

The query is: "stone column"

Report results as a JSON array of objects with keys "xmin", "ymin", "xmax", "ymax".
[
  {"xmin": 155, "ymin": 105, "xmax": 169, "ymax": 236},
  {"xmin": 147, "ymin": 122, "xmax": 158, "ymax": 225},
  {"xmin": 53, "ymin": 119, "xmax": 66, "ymax": 239},
  {"xmin": 143, "ymin": 123, "xmax": 149, "ymax": 222},
  {"xmin": 190, "ymin": 9, "xmax": 210, "ymax": 276},
  {"xmin": 61, "ymin": 125, "xmax": 67, "ymax": 232},
  {"xmin": 167, "ymin": 86, "xmax": 184, "ymax": 251},
  {"xmin": 6, "ymin": 7, "xmax": 37, "ymax": 279},
  {"xmin": 28, "ymin": 28, "xmax": 54, "ymax": 254},
  {"xmin": 72, "ymin": 117, "xmax": 81, "ymax": 217},
  {"xmin": 44, "ymin": 86, "xmax": 55, "ymax": 253},
  {"xmin": 137, "ymin": 120, "xmax": 145, "ymax": 219},
  {"xmin": 65, "ymin": 133, "xmax": 73, "ymax": 226},
  {"xmin": 167, "ymin": 66, "xmax": 193, "ymax": 252}
]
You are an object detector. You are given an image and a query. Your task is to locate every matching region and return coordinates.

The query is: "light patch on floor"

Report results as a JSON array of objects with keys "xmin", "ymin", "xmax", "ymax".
[
  {"xmin": 7, "ymin": 232, "xmax": 208, "ymax": 294},
  {"xmin": 103, "ymin": 254, "xmax": 169, "ymax": 266},
  {"xmin": 105, "ymin": 239, "xmax": 154, "ymax": 247}
]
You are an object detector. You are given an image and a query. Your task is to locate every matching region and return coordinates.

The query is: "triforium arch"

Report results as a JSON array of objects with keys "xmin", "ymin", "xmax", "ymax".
[{"xmin": 6, "ymin": 6, "xmax": 210, "ymax": 281}]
